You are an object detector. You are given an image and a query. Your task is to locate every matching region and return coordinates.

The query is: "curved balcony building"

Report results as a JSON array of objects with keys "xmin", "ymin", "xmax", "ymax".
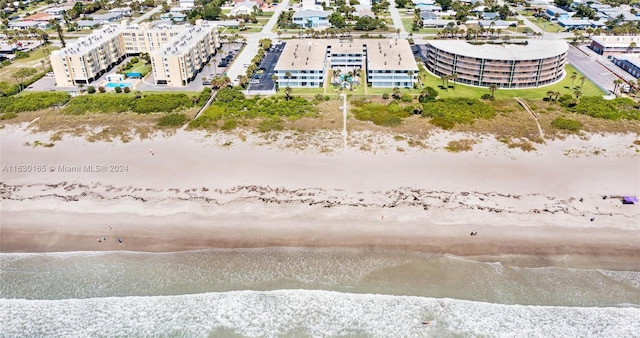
[{"xmin": 425, "ymin": 40, "xmax": 568, "ymax": 88}]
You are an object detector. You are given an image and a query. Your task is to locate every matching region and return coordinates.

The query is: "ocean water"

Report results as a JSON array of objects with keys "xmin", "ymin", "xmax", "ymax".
[{"xmin": 1, "ymin": 248, "xmax": 639, "ymax": 337}]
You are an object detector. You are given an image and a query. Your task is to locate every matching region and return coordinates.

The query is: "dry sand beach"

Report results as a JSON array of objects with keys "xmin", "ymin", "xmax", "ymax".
[{"xmin": 1, "ymin": 124, "xmax": 639, "ymax": 266}]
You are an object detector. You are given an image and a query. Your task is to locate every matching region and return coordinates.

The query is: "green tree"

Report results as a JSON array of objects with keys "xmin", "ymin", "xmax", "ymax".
[
  {"xmin": 328, "ymin": 11, "xmax": 346, "ymax": 28},
  {"xmin": 12, "ymin": 67, "xmax": 37, "ymax": 91},
  {"xmin": 489, "ymin": 84, "xmax": 498, "ymax": 98}
]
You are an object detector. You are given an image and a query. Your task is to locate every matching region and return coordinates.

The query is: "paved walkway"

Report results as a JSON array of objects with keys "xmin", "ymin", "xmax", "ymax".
[
  {"xmin": 132, "ymin": 6, "xmax": 162, "ymax": 24},
  {"xmin": 387, "ymin": 0, "xmax": 408, "ymax": 38}
]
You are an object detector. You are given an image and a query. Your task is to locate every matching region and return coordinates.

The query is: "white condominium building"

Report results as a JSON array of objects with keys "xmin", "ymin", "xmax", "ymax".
[
  {"xmin": 50, "ymin": 20, "xmax": 220, "ymax": 87},
  {"xmin": 274, "ymin": 39, "xmax": 418, "ymax": 88}
]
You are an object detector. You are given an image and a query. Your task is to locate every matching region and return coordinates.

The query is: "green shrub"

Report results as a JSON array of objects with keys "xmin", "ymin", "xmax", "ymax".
[
  {"xmin": 0, "ymin": 92, "xmax": 70, "ymax": 113},
  {"xmin": 87, "ymin": 86, "xmax": 96, "ymax": 94},
  {"xmin": 551, "ymin": 116, "xmax": 583, "ymax": 131},
  {"xmin": 98, "ymin": 86, "xmax": 106, "ymax": 93},
  {"xmin": 196, "ymin": 87, "xmax": 212, "ymax": 106},
  {"xmin": 157, "ymin": 113, "xmax": 188, "ymax": 127},
  {"xmin": 221, "ymin": 118, "xmax": 237, "ymax": 130},
  {"xmin": 382, "ymin": 93, "xmax": 389, "ymax": 100},
  {"xmin": 400, "ymin": 93, "xmax": 413, "ymax": 102},
  {"xmin": 14, "ymin": 51, "xmax": 30, "ymax": 59},
  {"xmin": 132, "ymin": 94, "xmax": 193, "ymax": 114},
  {"xmin": 419, "ymin": 87, "xmax": 438, "ymax": 102},
  {"xmin": 190, "ymin": 93, "xmax": 315, "ymax": 129},
  {"xmin": 0, "ymin": 112, "xmax": 18, "ymax": 120},
  {"xmin": 114, "ymin": 86, "xmax": 122, "ymax": 93},
  {"xmin": 422, "ymin": 98, "xmax": 496, "ymax": 129},
  {"xmin": 215, "ymin": 87, "xmax": 245, "ymax": 103},
  {"xmin": 480, "ymin": 93, "xmax": 492, "ymax": 100},
  {"xmin": 430, "ymin": 116, "xmax": 455, "ymax": 129},
  {"xmin": 257, "ymin": 118, "xmax": 284, "ymax": 132},
  {"xmin": 63, "ymin": 94, "xmax": 135, "ymax": 115},
  {"xmin": 123, "ymin": 86, "xmax": 131, "ymax": 93},
  {"xmin": 353, "ymin": 102, "xmax": 411, "ymax": 127},
  {"xmin": 573, "ymin": 97, "xmax": 640, "ymax": 120}
]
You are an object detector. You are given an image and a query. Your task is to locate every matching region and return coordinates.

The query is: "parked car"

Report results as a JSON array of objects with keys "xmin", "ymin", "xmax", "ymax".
[{"xmin": 202, "ymin": 80, "xmax": 211, "ymax": 85}]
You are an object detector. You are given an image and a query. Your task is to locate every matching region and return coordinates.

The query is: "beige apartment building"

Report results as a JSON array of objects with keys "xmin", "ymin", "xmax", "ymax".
[
  {"xmin": 50, "ymin": 20, "xmax": 219, "ymax": 87},
  {"xmin": 425, "ymin": 40, "xmax": 568, "ymax": 88}
]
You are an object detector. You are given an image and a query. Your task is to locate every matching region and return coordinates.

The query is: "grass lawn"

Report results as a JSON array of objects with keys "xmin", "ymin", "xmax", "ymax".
[
  {"xmin": 402, "ymin": 18, "xmax": 443, "ymax": 34},
  {"xmin": 0, "ymin": 46, "xmax": 59, "ymax": 83},
  {"xmin": 260, "ymin": 11, "xmax": 274, "ymax": 17},
  {"xmin": 417, "ymin": 64, "xmax": 603, "ymax": 100},
  {"xmin": 527, "ymin": 17, "xmax": 564, "ymax": 33},
  {"xmin": 223, "ymin": 27, "xmax": 263, "ymax": 34},
  {"xmin": 128, "ymin": 62, "xmax": 151, "ymax": 76}
]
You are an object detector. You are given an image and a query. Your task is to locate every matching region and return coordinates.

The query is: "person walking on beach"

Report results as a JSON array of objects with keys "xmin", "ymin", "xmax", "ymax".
[{"xmin": 149, "ymin": 149, "xmax": 154, "ymax": 156}]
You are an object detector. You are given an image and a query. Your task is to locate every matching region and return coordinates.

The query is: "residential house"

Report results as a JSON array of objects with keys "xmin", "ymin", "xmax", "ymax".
[
  {"xmin": 90, "ymin": 13, "xmax": 123, "ymax": 23},
  {"xmin": 44, "ymin": 6, "xmax": 68, "ymax": 16},
  {"xmin": 482, "ymin": 12, "xmax": 499, "ymax": 20},
  {"xmin": 545, "ymin": 5, "xmax": 571, "ymax": 20},
  {"xmin": 109, "ymin": 7, "xmax": 133, "ymax": 17},
  {"xmin": 478, "ymin": 20, "xmax": 515, "ymax": 29},
  {"xmin": 179, "ymin": 0, "xmax": 195, "ymax": 7},
  {"xmin": 23, "ymin": 13, "xmax": 53, "ymax": 22},
  {"xmin": 160, "ymin": 12, "xmax": 187, "ymax": 22},
  {"xmin": 356, "ymin": 9, "xmax": 375, "ymax": 18},
  {"xmin": 421, "ymin": 11, "xmax": 454, "ymax": 28},
  {"xmin": 76, "ymin": 20, "xmax": 102, "ymax": 29},
  {"xmin": 292, "ymin": 9, "xmax": 330, "ymax": 28},
  {"xmin": 229, "ymin": 0, "xmax": 260, "ymax": 16}
]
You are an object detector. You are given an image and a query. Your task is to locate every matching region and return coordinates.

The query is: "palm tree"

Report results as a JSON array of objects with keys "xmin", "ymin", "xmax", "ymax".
[
  {"xmin": 78, "ymin": 83, "xmax": 85, "ymax": 93},
  {"xmin": 332, "ymin": 69, "xmax": 341, "ymax": 85},
  {"xmin": 613, "ymin": 79, "xmax": 623, "ymax": 97},
  {"xmin": 450, "ymin": 73, "xmax": 458, "ymax": 89},
  {"xmin": 285, "ymin": 86, "xmax": 292, "ymax": 101},
  {"xmin": 570, "ymin": 72, "xmax": 577, "ymax": 86},
  {"xmin": 272, "ymin": 74, "xmax": 278, "ymax": 90},
  {"xmin": 392, "ymin": 87, "xmax": 401, "ymax": 99},
  {"xmin": 579, "ymin": 76, "xmax": 585, "ymax": 89},
  {"xmin": 284, "ymin": 71, "xmax": 292, "ymax": 87},
  {"xmin": 407, "ymin": 70, "xmax": 414, "ymax": 88},
  {"xmin": 546, "ymin": 90, "xmax": 554, "ymax": 101},
  {"xmin": 573, "ymin": 88, "xmax": 582, "ymax": 105},
  {"xmin": 441, "ymin": 74, "xmax": 449, "ymax": 88},
  {"xmin": 489, "ymin": 84, "xmax": 498, "ymax": 98}
]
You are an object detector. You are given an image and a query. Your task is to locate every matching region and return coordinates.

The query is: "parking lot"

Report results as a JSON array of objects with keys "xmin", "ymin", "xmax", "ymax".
[{"xmin": 246, "ymin": 42, "xmax": 285, "ymax": 92}]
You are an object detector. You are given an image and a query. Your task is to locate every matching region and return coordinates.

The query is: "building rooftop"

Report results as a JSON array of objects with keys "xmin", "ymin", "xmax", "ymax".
[
  {"xmin": 427, "ymin": 40, "xmax": 568, "ymax": 60},
  {"xmin": 293, "ymin": 10, "xmax": 329, "ymax": 18},
  {"xmin": 368, "ymin": 39, "xmax": 418, "ymax": 71},
  {"xmin": 274, "ymin": 40, "xmax": 326, "ymax": 71},
  {"xmin": 615, "ymin": 53, "xmax": 640, "ymax": 68},
  {"xmin": 53, "ymin": 24, "xmax": 124, "ymax": 57},
  {"xmin": 24, "ymin": 13, "xmax": 51, "ymax": 21},
  {"xmin": 155, "ymin": 22, "xmax": 217, "ymax": 56},
  {"xmin": 591, "ymin": 35, "xmax": 640, "ymax": 47}
]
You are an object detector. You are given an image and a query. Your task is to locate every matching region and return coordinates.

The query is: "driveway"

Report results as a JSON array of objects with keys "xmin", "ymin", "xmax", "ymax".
[
  {"xmin": 566, "ymin": 46, "xmax": 618, "ymax": 94},
  {"xmin": 225, "ymin": 0, "xmax": 289, "ymax": 83}
]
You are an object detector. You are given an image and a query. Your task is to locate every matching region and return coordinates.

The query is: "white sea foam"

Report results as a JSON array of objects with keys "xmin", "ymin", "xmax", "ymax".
[{"xmin": 1, "ymin": 290, "xmax": 639, "ymax": 337}]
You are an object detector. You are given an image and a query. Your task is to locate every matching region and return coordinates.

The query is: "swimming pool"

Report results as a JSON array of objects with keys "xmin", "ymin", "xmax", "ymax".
[{"xmin": 104, "ymin": 82, "xmax": 132, "ymax": 88}]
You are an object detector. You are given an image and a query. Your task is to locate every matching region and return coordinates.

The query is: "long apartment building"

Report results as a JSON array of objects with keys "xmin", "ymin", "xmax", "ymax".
[
  {"xmin": 425, "ymin": 40, "xmax": 568, "ymax": 88},
  {"xmin": 50, "ymin": 20, "xmax": 219, "ymax": 87},
  {"xmin": 274, "ymin": 39, "xmax": 417, "ymax": 88},
  {"xmin": 589, "ymin": 35, "xmax": 640, "ymax": 56}
]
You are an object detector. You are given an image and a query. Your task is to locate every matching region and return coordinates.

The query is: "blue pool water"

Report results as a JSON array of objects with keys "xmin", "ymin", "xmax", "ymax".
[{"xmin": 104, "ymin": 82, "xmax": 132, "ymax": 88}]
